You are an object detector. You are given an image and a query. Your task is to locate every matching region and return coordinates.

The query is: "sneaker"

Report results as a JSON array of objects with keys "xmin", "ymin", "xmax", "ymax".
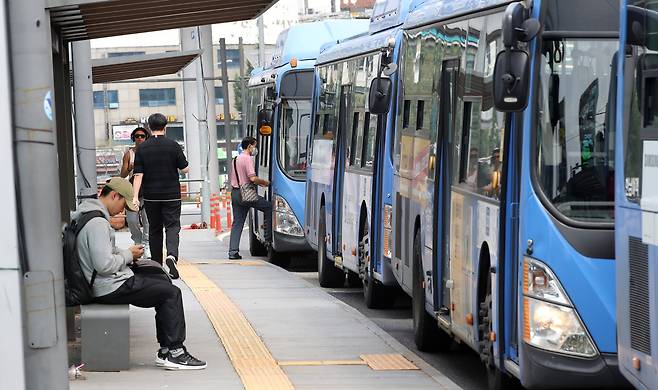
[
  {"xmin": 164, "ymin": 255, "xmax": 179, "ymax": 279},
  {"xmin": 155, "ymin": 348, "xmax": 169, "ymax": 367},
  {"xmin": 163, "ymin": 348, "xmax": 207, "ymax": 370},
  {"xmin": 228, "ymin": 253, "xmax": 242, "ymax": 260}
]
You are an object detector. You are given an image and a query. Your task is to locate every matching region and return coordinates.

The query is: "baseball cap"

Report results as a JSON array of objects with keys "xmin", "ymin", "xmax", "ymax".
[{"xmin": 105, "ymin": 177, "xmax": 137, "ymax": 211}]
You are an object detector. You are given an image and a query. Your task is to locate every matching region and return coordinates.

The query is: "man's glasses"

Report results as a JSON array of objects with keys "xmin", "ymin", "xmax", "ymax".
[{"xmin": 134, "ymin": 134, "xmax": 146, "ymax": 139}]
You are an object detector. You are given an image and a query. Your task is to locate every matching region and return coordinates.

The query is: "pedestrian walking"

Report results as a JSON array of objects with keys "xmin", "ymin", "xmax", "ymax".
[
  {"xmin": 228, "ymin": 137, "xmax": 272, "ymax": 260},
  {"xmin": 132, "ymin": 113, "xmax": 189, "ymax": 279},
  {"xmin": 121, "ymin": 126, "xmax": 150, "ymax": 259}
]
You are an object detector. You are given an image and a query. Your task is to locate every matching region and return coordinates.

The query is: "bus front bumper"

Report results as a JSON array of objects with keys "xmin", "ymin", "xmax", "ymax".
[
  {"xmin": 520, "ymin": 345, "xmax": 632, "ymax": 389},
  {"xmin": 272, "ymin": 231, "xmax": 312, "ymax": 253}
]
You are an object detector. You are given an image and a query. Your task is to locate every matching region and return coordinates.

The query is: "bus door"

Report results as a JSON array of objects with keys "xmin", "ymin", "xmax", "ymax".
[
  {"xmin": 254, "ymin": 87, "xmax": 274, "ymax": 240},
  {"xmin": 332, "ymin": 84, "xmax": 353, "ymax": 260},
  {"xmin": 434, "ymin": 59, "xmax": 461, "ymax": 323}
]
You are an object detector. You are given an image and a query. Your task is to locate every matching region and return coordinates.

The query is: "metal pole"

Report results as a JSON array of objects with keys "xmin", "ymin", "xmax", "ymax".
[
  {"xmin": 181, "ymin": 27, "xmax": 202, "ymax": 217},
  {"xmin": 199, "ymin": 25, "xmax": 219, "ymax": 195},
  {"xmin": 8, "ymin": 0, "xmax": 68, "ymax": 388},
  {"xmin": 195, "ymin": 39, "xmax": 211, "ymax": 225},
  {"xmin": 219, "ymin": 38, "xmax": 234, "ymax": 180},
  {"xmin": 239, "ymin": 37, "xmax": 247, "ymax": 139},
  {"xmin": 72, "ymin": 40, "xmax": 97, "ymax": 199},
  {"xmin": 258, "ymin": 16, "xmax": 265, "ymax": 67}
]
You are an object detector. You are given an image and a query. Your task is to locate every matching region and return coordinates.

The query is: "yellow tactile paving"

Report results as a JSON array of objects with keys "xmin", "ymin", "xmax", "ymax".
[
  {"xmin": 189, "ymin": 260, "xmax": 266, "ymax": 266},
  {"xmin": 360, "ymin": 354, "xmax": 420, "ymax": 371},
  {"xmin": 178, "ymin": 261, "xmax": 294, "ymax": 390}
]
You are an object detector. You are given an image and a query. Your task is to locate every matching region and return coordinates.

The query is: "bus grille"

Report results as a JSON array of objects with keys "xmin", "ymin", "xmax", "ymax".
[{"xmin": 628, "ymin": 236, "xmax": 651, "ymax": 356}]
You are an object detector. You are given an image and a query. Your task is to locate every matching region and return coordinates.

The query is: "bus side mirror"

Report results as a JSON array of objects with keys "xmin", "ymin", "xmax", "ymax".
[
  {"xmin": 493, "ymin": 2, "xmax": 539, "ymax": 112},
  {"xmin": 368, "ymin": 77, "xmax": 392, "ymax": 115},
  {"xmin": 493, "ymin": 49, "xmax": 530, "ymax": 112},
  {"xmin": 258, "ymin": 108, "xmax": 273, "ymax": 136}
]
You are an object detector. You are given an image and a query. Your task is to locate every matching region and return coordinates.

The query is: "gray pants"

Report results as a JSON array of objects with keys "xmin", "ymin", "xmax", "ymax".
[
  {"xmin": 126, "ymin": 199, "xmax": 149, "ymax": 246},
  {"xmin": 229, "ymin": 188, "xmax": 272, "ymax": 256}
]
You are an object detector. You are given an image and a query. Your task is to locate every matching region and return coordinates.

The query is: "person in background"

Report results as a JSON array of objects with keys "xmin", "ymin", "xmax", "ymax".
[
  {"xmin": 132, "ymin": 114, "xmax": 189, "ymax": 279},
  {"xmin": 121, "ymin": 127, "xmax": 150, "ymax": 259},
  {"xmin": 74, "ymin": 177, "xmax": 206, "ymax": 370},
  {"xmin": 228, "ymin": 137, "xmax": 271, "ymax": 260}
]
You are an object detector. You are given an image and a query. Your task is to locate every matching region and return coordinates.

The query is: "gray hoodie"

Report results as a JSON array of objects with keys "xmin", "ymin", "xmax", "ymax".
[{"xmin": 71, "ymin": 199, "xmax": 134, "ymax": 297}]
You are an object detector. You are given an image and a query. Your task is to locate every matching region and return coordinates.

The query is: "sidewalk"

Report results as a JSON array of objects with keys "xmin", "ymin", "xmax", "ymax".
[{"xmin": 71, "ymin": 230, "xmax": 460, "ymax": 390}]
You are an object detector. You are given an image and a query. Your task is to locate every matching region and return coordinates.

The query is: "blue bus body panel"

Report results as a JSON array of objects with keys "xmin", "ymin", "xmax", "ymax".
[
  {"xmin": 403, "ymin": 0, "xmax": 513, "ymax": 30},
  {"xmin": 270, "ymin": 20, "xmax": 371, "ymax": 68}
]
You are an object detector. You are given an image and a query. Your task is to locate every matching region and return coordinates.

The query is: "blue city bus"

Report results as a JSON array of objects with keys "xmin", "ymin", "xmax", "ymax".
[
  {"xmin": 244, "ymin": 20, "xmax": 369, "ymax": 266},
  {"xmin": 389, "ymin": 0, "xmax": 628, "ymax": 388},
  {"xmin": 305, "ymin": 0, "xmax": 426, "ymax": 307},
  {"xmin": 616, "ymin": 2, "xmax": 658, "ymax": 389}
]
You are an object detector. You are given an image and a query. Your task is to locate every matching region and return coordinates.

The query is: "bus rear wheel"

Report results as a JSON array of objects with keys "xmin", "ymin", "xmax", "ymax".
[
  {"xmin": 360, "ymin": 224, "xmax": 395, "ymax": 309},
  {"xmin": 412, "ymin": 231, "xmax": 449, "ymax": 351},
  {"xmin": 248, "ymin": 215, "xmax": 267, "ymax": 257},
  {"xmin": 318, "ymin": 205, "xmax": 344, "ymax": 287}
]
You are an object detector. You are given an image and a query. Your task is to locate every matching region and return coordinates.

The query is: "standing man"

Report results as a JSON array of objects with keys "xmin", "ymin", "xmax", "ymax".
[
  {"xmin": 121, "ymin": 127, "xmax": 150, "ymax": 259},
  {"xmin": 133, "ymin": 113, "xmax": 189, "ymax": 279},
  {"xmin": 228, "ymin": 136, "xmax": 271, "ymax": 259}
]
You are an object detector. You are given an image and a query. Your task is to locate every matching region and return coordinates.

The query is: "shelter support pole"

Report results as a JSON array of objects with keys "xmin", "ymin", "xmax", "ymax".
[
  {"xmin": 195, "ymin": 30, "xmax": 211, "ymax": 225},
  {"xmin": 239, "ymin": 37, "xmax": 247, "ymax": 139},
  {"xmin": 200, "ymin": 25, "xmax": 219, "ymax": 193},
  {"xmin": 72, "ymin": 40, "xmax": 97, "ymax": 198},
  {"xmin": 181, "ymin": 27, "xmax": 202, "ymax": 216}
]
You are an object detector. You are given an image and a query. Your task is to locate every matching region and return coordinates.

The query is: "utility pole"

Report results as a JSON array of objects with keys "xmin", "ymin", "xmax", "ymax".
[
  {"xmin": 219, "ymin": 38, "xmax": 234, "ymax": 179},
  {"xmin": 239, "ymin": 37, "xmax": 247, "ymax": 139},
  {"xmin": 258, "ymin": 16, "xmax": 265, "ymax": 67},
  {"xmin": 194, "ymin": 31, "xmax": 211, "ymax": 225},
  {"xmin": 72, "ymin": 40, "xmax": 97, "ymax": 199},
  {"xmin": 199, "ymin": 25, "xmax": 219, "ymax": 200}
]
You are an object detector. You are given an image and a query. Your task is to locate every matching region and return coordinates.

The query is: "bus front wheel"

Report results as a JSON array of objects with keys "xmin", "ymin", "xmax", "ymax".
[
  {"xmin": 318, "ymin": 205, "xmax": 344, "ymax": 287},
  {"xmin": 360, "ymin": 223, "xmax": 395, "ymax": 309},
  {"xmin": 478, "ymin": 270, "xmax": 515, "ymax": 390},
  {"xmin": 248, "ymin": 214, "xmax": 267, "ymax": 257}
]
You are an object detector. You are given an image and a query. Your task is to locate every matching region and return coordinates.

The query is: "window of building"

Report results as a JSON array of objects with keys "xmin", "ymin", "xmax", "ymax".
[
  {"xmin": 139, "ymin": 88, "xmax": 176, "ymax": 107},
  {"xmin": 217, "ymin": 49, "xmax": 240, "ymax": 68},
  {"xmin": 93, "ymin": 90, "xmax": 119, "ymax": 109},
  {"xmin": 215, "ymin": 86, "xmax": 224, "ymax": 104}
]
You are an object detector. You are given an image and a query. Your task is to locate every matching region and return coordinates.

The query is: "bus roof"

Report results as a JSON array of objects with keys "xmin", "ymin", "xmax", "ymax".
[
  {"xmin": 268, "ymin": 19, "xmax": 370, "ymax": 69},
  {"xmin": 402, "ymin": 0, "xmax": 513, "ymax": 31},
  {"xmin": 316, "ymin": 0, "xmax": 428, "ymax": 65}
]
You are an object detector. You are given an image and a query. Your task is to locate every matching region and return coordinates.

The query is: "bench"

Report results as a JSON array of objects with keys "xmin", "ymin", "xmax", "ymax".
[{"xmin": 81, "ymin": 304, "xmax": 130, "ymax": 371}]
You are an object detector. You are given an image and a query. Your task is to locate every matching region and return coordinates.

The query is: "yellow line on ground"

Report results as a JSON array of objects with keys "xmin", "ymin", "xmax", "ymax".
[
  {"xmin": 178, "ymin": 261, "xmax": 294, "ymax": 390},
  {"xmin": 277, "ymin": 360, "xmax": 367, "ymax": 367}
]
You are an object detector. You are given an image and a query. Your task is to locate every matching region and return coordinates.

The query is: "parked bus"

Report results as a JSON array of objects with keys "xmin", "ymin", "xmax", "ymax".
[
  {"xmin": 244, "ymin": 20, "xmax": 369, "ymax": 266},
  {"xmin": 616, "ymin": 3, "xmax": 658, "ymax": 389},
  {"xmin": 305, "ymin": 0, "xmax": 426, "ymax": 307},
  {"xmin": 389, "ymin": 0, "xmax": 627, "ymax": 388}
]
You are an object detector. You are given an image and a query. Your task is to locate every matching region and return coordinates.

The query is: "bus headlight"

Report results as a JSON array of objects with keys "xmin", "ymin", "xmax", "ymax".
[
  {"xmin": 522, "ymin": 258, "xmax": 598, "ymax": 358},
  {"xmin": 383, "ymin": 204, "xmax": 393, "ymax": 258},
  {"xmin": 273, "ymin": 195, "xmax": 304, "ymax": 237}
]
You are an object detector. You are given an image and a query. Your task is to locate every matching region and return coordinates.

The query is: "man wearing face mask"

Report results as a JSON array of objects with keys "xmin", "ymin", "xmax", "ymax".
[{"xmin": 228, "ymin": 136, "xmax": 271, "ymax": 259}]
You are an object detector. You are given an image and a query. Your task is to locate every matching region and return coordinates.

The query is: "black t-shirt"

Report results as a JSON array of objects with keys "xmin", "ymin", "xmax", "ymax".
[{"xmin": 133, "ymin": 136, "xmax": 188, "ymax": 200}]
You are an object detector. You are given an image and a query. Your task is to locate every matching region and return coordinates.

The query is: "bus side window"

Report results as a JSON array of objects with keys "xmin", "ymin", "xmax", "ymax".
[
  {"xmin": 350, "ymin": 112, "xmax": 360, "ymax": 166},
  {"xmin": 416, "ymin": 100, "xmax": 425, "ymax": 130},
  {"xmin": 403, "ymin": 99, "xmax": 411, "ymax": 129}
]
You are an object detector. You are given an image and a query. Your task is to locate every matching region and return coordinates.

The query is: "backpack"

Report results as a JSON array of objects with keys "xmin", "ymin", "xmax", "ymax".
[{"xmin": 63, "ymin": 210, "xmax": 105, "ymax": 307}]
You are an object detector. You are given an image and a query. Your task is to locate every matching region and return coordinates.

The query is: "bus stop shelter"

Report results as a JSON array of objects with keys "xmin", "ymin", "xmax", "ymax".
[{"xmin": 5, "ymin": 1, "xmax": 277, "ymax": 389}]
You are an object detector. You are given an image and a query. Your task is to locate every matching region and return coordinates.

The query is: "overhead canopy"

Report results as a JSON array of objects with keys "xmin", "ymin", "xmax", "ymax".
[
  {"xmin": 91, "ymin": 49, "xmax": 201, "ymax": 83},
  {"xmin": 47, "ymin": 0, "xmax": 278, "ymax": 41}
]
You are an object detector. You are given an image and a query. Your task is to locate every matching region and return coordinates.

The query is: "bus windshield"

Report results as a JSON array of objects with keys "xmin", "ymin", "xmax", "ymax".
[
  {"xmin": 278, "ymin": 99, "xmax": 312, "ymax": 179},
  {"xmin": 536, "ymin": 39, "xmax": 617, "ymax": 223}
]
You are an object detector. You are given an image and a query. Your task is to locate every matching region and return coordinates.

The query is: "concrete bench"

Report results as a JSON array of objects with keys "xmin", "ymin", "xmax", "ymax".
[{"xmin": 81, "ymin": 304, "xmax": 130, "ymax": 371}]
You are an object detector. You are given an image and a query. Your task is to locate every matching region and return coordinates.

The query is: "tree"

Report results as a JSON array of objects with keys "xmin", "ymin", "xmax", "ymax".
[{"xmin": 233, "ymin": 59, "xmax": 254, "ymax": 114}]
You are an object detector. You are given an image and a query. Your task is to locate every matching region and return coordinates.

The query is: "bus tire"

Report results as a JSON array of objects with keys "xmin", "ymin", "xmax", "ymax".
[
  {"xmin": 412, "ymin": 231, "xmax": 449, "ymax": 351},
  {"xmin": 318, "ymin": 205, "xmax": 344, "ymax": 287},
  {"xmin": 360, "ymin": 223, "xmax": 395, "ymax": 309},
  {"xmin": 267, "ymin": 245, "xmax": 291, "ymax": 268},
  {"xmin": 478, "ymin": 269, "xmax": 515, "ymax": 390},
  {"xmin": 248, "ymin": 216, "xmax": 267, "ymax": 257}
]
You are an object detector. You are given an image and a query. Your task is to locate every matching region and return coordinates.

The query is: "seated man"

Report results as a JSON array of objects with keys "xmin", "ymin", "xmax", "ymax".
[{"xmin": 73, "ymin": 177, "xmax": 206, "ymax": 370}]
